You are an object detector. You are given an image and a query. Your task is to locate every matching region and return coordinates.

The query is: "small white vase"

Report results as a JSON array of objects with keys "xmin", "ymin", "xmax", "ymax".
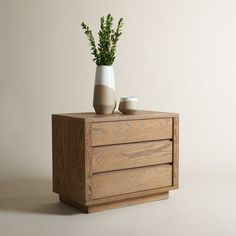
[
  {"xmin": 93, "ymin": 66, "xmax": 116, "ymax": 114},
  {"xmin": 118, "ymin": 96, "xmax": 139, "ymax": 114}
]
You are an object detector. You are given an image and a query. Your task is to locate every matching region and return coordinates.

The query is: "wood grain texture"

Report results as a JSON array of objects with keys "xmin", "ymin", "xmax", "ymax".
[
  {"xmin": 88, "ymin": 192, "xmax": 169, "ymax": 213},
  {"xmin": 55, "ymin": 110, "xmax": 178, "ymax": 123},
  {"xmin": 92, "ymin": 118, "xmax": 173, "ymax": 146},
  {"xmin": 86, "ymin": 186, "xmax": 177, "ymax": 206},
  {"xmin": 60, "ymin": 192, "xmax": 169, "ymax": 213},
  {"xmin": 92, "ymin": 164, "xmax": 172, "ymax": 199},
  {"xmin": 92, "ymin": 140, "xmax": 172, "ymax": 173},
  {"xmin": 173, "ymin": 116, "xmax": 179, "ymax": 186},
  {"xmin": 52, "ymin": 117, "xmax": 66, "ymax": 194},
  {"xmin": 85, "ymin": 121, "xmax": 93, "ymax": 201},
  {"xmin": 52, "ymin": 111, "xmax": 179, "ymax": 213},
  {"xmin": 52, "ymin": 116, "xmax": 86, "ymax": 204}
]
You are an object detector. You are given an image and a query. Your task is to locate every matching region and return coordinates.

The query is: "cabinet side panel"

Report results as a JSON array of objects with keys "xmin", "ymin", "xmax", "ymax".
[
  {"xmin": 85, "ymin": 121, "xmax": 93, "ymax": 201},
  {"xmin": 65, "ymin": 119, "xmax": 86, "ymax": 203},
  {"xmin": 173, "ymin": 116, "xmax": 179, "ymax": 186},
  {"xmin": 52, "ymin": 116, "xmax": 66, "ymax": 194}
]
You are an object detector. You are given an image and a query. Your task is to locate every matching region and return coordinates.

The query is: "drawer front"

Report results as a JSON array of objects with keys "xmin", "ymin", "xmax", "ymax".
[
  {"xmin": 92, "ymin": 164, "xmax": 172, "ymax": 199},
  {"xmin": 92, "ymin": 140, "xmax": 172, "ymax": 173},
  {"xmin": 92, "ymin": 118, "xmax": 172, "ymax": 146}
]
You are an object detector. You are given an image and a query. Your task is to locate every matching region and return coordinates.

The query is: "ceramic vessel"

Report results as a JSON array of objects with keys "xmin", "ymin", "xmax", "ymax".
[
  {"xmin": 118, "ymin": 96, "xmax": 138, "ymax": 114},
  {"xmin": 93, "ymin": 66, "xmax": 116, "ymax": 114}
]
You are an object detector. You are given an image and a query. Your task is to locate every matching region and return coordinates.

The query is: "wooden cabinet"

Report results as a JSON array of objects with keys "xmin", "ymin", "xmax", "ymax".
[{"xmin": 52, "ymin": 110, "xmax": 179, "ymax": 213}]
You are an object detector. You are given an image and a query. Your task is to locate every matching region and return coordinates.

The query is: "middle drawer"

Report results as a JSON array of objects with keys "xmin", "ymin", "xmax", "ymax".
[{"xmin": 92, "ymin": 140, "xmax": 172, "ymax": 173}]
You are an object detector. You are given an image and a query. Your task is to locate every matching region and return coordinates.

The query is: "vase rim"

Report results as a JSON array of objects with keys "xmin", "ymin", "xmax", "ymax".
[
  {"xmin": 120, "ymin": 96, "xmax": 138, "ymax": 102},
  {"xmin": 97, "ymin": 65, "xmax": 113, "ymax": 67}
]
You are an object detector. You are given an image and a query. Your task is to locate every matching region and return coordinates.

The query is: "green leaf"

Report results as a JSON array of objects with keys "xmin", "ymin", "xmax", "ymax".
[{"xmin": 81, "ymin": 14, "xmax": 124, "ymax": 65}]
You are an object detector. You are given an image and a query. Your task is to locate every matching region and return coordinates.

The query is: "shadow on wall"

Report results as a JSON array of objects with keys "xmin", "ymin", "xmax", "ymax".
[{"xmin": 0, "ymin": 178, "xmax": 81, "ymax": 215}]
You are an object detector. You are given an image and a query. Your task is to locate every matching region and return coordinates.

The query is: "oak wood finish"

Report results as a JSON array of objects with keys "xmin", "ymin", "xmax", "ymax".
[
  {"xmin": 84, "ymin": 121, "xmax": 93, "ymax": 201},
  {"xmin": 86, "ymin": 185, "xmax": 177, "ymax": 206},
  {"xmin": 92, "ymin": 164, "xmax": 172, "ymax": 199},
  {"xmin": 52, "ymin": 117, "xmax": 86, "ymax": 204},
  {"xmin": 58, "ymin": 110, "xmax": 178, "ymax": 122},
  {"xmin": 60, "ymin": 192, "xmax": 169, "ymax": 213},
  {"xmin": 173, "ymin": 116, "xmax": 179, "ymax": 186},
  {"xmin": 52, "ymin": 110, "xmax": 179, "ymax": 213},
  {"xmin": 92, "ymin": 118, "xmax": 172, "ymax": 146},
  {"xmin": 52, "ymin": 117, "xmax": 66, "ymax": 194},
  {"xmin": 92, "ymin": 140, "xmax": 172, "ymax": 173}
]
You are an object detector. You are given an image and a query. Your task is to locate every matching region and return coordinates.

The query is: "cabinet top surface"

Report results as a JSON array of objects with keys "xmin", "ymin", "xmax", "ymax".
[{"xmin": 52, "ymin": 110, "xmax": 178, "ymax": 122}]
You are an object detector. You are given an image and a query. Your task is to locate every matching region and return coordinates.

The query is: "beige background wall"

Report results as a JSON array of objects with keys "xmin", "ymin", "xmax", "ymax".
[{"xmin": 1, "ymin": 0, "xmax": 236, "ymax": 235}]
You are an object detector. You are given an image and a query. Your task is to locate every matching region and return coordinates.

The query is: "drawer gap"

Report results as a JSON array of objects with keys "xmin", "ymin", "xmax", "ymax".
[
  {"xmin": 93, "ymin": 162, "xmax": 173, "ymax": 175},
  {"xmin": 92, "ymin": 138, "xmax": 173, "ymax": 148}
]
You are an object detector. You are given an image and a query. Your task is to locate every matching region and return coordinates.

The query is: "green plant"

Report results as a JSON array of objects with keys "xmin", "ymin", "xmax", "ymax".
[{"xmin": 81, "ymin": 14, "xmax": 124, "ymax": 66}]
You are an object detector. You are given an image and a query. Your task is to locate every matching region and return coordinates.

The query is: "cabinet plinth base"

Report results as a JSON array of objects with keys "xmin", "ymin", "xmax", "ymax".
[{"xmin": 59, "ymin": 192, "xmax": 169, "ymax": 213}]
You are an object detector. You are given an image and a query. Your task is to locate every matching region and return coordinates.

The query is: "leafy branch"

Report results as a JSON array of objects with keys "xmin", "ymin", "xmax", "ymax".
[
  {"xmin": 81, "ymin": 22, "xmax": 98, "ymax": 64},
  {"xmin": 81, "ymin": 14, "xmax": 124, "ymax": 66}
]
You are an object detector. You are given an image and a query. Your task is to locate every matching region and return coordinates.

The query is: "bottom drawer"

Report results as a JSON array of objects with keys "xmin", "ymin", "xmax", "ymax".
[{"xmin": 92, "ymin": 164, "xmax": 172, "ymax": 199}]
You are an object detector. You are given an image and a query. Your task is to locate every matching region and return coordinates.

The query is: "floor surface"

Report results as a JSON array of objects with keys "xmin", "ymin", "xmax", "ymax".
[{"xmin": 0, "ymin": 172, "xmax": 235, "ymax": 236}]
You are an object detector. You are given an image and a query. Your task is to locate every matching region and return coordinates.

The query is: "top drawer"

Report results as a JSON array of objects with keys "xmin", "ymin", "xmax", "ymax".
[{"xmin": 92, "ymin": 118, "xmax": 172, "ymax": 146}]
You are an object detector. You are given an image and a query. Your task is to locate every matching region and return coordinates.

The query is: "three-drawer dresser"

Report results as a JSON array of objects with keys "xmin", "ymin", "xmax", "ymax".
[{"xmin": 52, "ymin": 110, "xmax": 179, "ymax": 213}]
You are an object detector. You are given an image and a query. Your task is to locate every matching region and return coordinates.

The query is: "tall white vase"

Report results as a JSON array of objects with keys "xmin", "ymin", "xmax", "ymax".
[{"xmin": 93, "ymin": 66, "xmax": 116, "ymax": 114}]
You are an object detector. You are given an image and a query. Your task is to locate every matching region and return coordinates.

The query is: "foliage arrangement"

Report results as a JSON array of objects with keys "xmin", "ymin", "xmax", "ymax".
[{"xmin": 81, "ymin": 14, "xmax": 124, "ymax": 66}]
